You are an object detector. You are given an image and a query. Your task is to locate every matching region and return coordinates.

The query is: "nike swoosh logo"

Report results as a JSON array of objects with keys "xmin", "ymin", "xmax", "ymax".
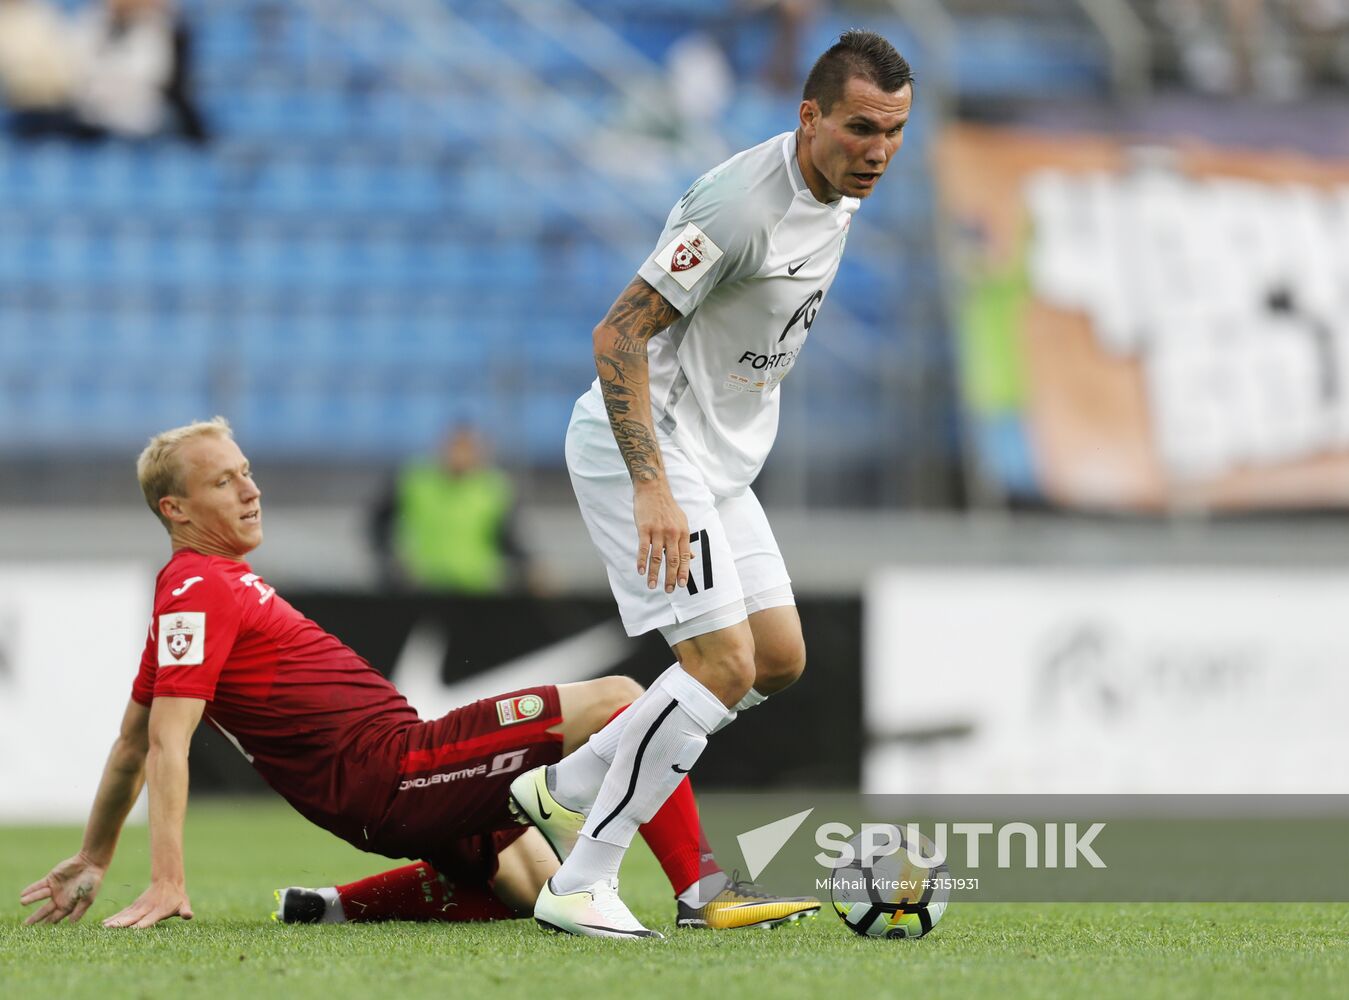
[
  {"xmin": 787, "ymin": 258, "xmax": 810, "ymax": 275},
  {"xmin": 536, "ymin": 788, "xmax": 552, "ymax": 820},
  {"xmin": 575, "ymin": 923, "xmax": 655, "ymax": 937},
  {"xmin": 390, "ymin": 619, "xmax": 629, "ymax": 721},
  {"xmin": 171, "ymin": 576, "xmax": 204, "ymax": 596},
  {"xmin": 671, "ymin": 763, "xmax": 692, "ymax": 773}
]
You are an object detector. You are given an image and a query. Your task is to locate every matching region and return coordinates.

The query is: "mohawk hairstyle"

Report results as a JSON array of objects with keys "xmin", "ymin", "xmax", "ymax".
[{"xmin": 802, "ymin": 29, "xmax": 913, "ymax": 114}]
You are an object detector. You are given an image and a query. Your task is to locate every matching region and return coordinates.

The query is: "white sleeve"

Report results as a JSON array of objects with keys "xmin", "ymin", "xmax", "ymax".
[{"xmin": 636, "ymin": 172, "xmax": 772, "ymax": 316}]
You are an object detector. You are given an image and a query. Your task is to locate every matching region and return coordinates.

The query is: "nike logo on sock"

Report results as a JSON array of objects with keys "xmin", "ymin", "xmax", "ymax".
[
  {"xmin": 536, "ymin": 789, "xmax": 552, "ymax": 819},
  {"xmin": 671, "ymin": 763, "xmax": 692, "ymax": 773},
  {"xmin": 787, "ymin": 258, "xmax": 810, "ymax": 275}
]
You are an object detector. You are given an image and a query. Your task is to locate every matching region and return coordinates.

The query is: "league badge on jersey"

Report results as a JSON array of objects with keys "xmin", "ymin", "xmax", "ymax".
[
  {"xmin": 671, "ymin": 241, "xmax": 701, "ymax": 272},
  {"xmin": 658, "ymin": 222, "xmax": 724, "ymax": 291},
  {"xmin": 158, "ymin": 612, "xmax": 206, "ymax": 667},
  {"xmin": 496, "ymin": 694, "xmax": 545, "ymax": 726}
]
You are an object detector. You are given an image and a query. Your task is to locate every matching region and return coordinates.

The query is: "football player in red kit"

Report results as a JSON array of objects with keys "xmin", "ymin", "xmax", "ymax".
[{"xmin": 19, "ymin": 418, "xmax": 817, "ymax": 935}]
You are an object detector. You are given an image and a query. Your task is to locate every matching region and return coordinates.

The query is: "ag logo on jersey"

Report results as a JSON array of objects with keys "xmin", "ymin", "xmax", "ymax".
[
  {"xmin": 658, "ymin": 222, "xmax": 724, "ymax": 291},
  {"xmin": 496, "ymin": 694, "xmax": 545, "ymax": 726},
  {"xmin": 158, "ymin": 612, "xmax": 205, "ymax": 667}
]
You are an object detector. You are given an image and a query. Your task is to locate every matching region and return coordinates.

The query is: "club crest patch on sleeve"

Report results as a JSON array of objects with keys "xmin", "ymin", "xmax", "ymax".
[
  {"xmin": 158, "ymin": 612, "xmax": 205, "ymax": 667},
  {"xmin": 657, "ymin": 222, "xmax": 724, "ymax": 291},
  {"xmin": 496, "ymin": 694, "xmax": 545, "ymax": 726}
]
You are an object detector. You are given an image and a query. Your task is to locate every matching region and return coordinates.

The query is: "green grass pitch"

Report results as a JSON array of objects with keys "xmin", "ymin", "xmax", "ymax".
[{"xmin": 3, "ymin": 799, "xmax": 1346, "ymax": 999}]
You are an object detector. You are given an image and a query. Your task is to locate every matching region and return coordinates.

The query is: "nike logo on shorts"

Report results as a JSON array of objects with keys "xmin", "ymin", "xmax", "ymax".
[
  {"xmin": 787, "ymin": 258, "xmax": 810, "ymax": 275},
  {"xmin": 671, "ymin": 763, "xmax": 692, "ymax": 774}
]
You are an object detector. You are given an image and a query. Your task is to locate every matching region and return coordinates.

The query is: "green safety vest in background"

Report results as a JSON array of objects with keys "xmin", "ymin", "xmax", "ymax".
[{"xmin": 394, "ymin": 463, "xmax": 513, "ymax": 592}]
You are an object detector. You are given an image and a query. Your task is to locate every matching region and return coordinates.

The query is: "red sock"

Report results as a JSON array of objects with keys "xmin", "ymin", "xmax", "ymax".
[
  {"xmin": 336, "ymin": 862, "xmax": 515, "ymax": 922},
  {"xmin": 600, "ymin": 705, "xmax": 724, "ymax": 897},
  {"xmin": 640, "ymin": 774, "xmax": 722, "ymax": 897}
]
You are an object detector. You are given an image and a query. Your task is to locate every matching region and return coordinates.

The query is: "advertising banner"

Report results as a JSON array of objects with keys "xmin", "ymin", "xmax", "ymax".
[
  {"xmin": 0, "ymin": 564, "xmax": 150, "ymax": 821},
  {"xmin": 938, "ymin": 124, "xmax": 1349, "ymax": 510},
  {"xmin": 190, "ymin": 591, "xmax": 865, "ymax": 795},
  {"xmin": 864, "ymin": 568, "xmax": 1349, "ymax": 795},
  {"xmin": 1, "ymin": 575, "xmax": 863, "ymax": 818}
]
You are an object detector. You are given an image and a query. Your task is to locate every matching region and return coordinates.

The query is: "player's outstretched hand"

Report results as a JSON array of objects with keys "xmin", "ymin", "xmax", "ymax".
[
  {"xmin": 633, "ymin": 483, "xmax": 691, "ymax": 593},
  {"xmin": 102, "ymin": 880, "xmax": 194, "ymax": 929},
  {"xmin": 20, "ymin": 853, "xmax": 107, "ymax": 925}
]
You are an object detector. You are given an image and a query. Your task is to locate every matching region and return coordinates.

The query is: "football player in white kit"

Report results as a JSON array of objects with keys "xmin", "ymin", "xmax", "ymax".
[{"xmin": 510, "ymin": 30, "xmax": 914, "ymax": 938}]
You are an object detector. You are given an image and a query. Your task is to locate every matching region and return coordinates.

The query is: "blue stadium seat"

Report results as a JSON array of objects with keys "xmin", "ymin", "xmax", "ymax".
[{"xmin": 0, "ymin": 1, "xmax": 954, "ymax": 469}]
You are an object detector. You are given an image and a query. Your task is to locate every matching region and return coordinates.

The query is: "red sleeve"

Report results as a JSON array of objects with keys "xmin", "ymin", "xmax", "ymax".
[
  {"xmin": 131, "ymin": 618, "xmax": 158, "ymax": 707},
  {"xmin": 142, "ymin": 569, "xmax": 242, "ymax": 702}
]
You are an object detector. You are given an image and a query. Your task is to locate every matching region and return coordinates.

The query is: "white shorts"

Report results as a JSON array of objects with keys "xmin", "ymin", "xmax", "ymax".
[{"xmin": 566, "ymin": 394, "xmax": 794, "ymax": 642}]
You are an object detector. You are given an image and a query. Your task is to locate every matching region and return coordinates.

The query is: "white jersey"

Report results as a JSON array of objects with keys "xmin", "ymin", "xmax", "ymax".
[{"xmin": 580, "ymin": 131, "xmax": 859, "ymax": 498}]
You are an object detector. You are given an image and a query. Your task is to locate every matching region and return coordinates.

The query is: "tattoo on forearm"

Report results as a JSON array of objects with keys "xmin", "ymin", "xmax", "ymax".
[
  {"xmin": 611, "ymin": 418, "xmax": 662, "ymax": 483},
  {"xmin": 599, "ymin": 370, "xmax": 635, "ymax": 418},
  {"xmin": 598, "ymin": 351, "xmax": 661, "ymax": 482},
  {"xmin": 594, "ymin": 279, "xmax": 680, "ymax": 484}
]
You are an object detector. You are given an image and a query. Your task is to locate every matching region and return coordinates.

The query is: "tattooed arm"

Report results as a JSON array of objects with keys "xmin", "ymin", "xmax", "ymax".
[
  {"xmin": 594, "ymin": 276, "xmax": 681, "ymax": 483},
  {"xmin": 593, "ymin": 276, "xmax": 692, "ymax": 593}
]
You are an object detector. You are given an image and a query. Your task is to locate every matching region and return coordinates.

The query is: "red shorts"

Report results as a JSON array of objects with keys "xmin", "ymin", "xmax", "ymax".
[{"xmin": 369, "ymin": 685, "xmax": 564, "ymax": 883}]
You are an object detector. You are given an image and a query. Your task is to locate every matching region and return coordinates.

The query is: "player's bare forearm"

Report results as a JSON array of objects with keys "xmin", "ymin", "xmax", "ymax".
[
  {"xmin": 593, "ymin": 276, "xmax": 693, "ymax": 591},
  {"xmin": 22, "ymin": 702, "xmax": 151, "ymax": 925},
  {"xmin": 101, "ymin": 699, "xmax": 200, "ymax": 929},
  {"xmin": 79, "ymin": 700, "xmax": 150, "ymax": 866},
  {"xmin": 145, "ymin": 744, "xmax": 189, "ymax": 884},
  {"xmin": 80, "ymin": 736, "xmax": 147, "ymax": 866},
  {"xmin": 593, "ymin": 276, "xmax": 681, "ymax": 487},
  {"xmin": 144, "ymin": 698, "xmax": 203, "ymax": 886}
]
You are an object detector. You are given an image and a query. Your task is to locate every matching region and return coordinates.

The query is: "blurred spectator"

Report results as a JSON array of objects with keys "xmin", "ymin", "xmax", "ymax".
[
  {"xmin": 1160, "ymin": 0, "xmax": 1306, "ymax": 99},
  {"xmin": 370, "ymin": 426, "xmax": 535, "ymax": 595},
  {"xmin": 5, "ymin": 0, "xmax": 208, "ymax": 143},
  {"xmin": 754, "ymin": 0, "xmax": 818, "ymax": 94},
  {"xmin": 1294, "ymin": 0, "xmax": 1349, "ymax": 86},
  {"xmin": 596, "ymin": 30, "xmax": 733, "ymax": 180},
  {"xmin": 0, "ymin": 0, "xmax": 76, "ymax": 114}
]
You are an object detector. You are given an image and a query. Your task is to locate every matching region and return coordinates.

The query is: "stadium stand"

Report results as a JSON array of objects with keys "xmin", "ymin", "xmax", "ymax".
[{"xmin": 0, "ymin": 0, "xmax": 1119, "ymax": 504}]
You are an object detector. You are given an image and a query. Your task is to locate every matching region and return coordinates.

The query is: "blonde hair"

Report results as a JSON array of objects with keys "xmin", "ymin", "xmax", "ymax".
[{"xmin": 136, "ymin": 417, "xmax": 234, "ymax": 529}]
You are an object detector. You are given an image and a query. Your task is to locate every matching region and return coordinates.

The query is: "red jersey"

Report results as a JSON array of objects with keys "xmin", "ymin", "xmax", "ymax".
[{"xmin": 132, "ymin": 549, "xmax": 420, "ymax": 847}]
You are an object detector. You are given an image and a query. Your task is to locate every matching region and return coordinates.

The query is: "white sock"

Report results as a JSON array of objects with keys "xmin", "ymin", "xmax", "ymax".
[
  {"xmin": 547, "ymin": 744, "xmax": 607, "ymax": 814},
  {"xmin": 711, "ymin": 686, "xmax": 769, "ymax": 734},
  {"xmin": 548, "ymin": 664, "xmax": 684, "ymax": 812},
  {"xmin": 317, "ymin": 886, "xmax": 346, "ymax": 923},
  {"xmin": 734, "ymin": 687, "xmax": 769, "ymax": 712},
  {"xmin": 676, "ymin": 871, "xmax": 730, "ymax": 908},
  {"xmin": 552, "ymin": 834, "xmax": 627, "ymax": 895},
  {"xmin": 552, "ymin": 668, "xmax": 729, "ymax": 892}
]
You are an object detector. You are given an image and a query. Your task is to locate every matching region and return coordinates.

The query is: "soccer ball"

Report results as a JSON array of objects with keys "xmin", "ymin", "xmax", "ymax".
[{"xmin": 829, "ymin": 827, "xmax": 950, "ymax": 939}]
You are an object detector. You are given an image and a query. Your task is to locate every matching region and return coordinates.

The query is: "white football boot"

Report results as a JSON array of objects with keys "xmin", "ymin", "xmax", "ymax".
[
  {"xmin": 507, "ymin": 765, "xmax": 586, "ymax": 861},
  {"xmin": 533, "ymin": 878, "xmax": 663, "ymax": 939}
]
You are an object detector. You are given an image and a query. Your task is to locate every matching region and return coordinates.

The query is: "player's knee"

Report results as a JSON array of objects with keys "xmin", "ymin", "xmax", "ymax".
[
  {"xmin": 597, "ymin": 674, "xmax": 644, "ymax": 713},
  {"xmin": 754, "ymin": 637, "xmax": 806, "ymax": 694},
  {"xmin": 704, "ymin": 645, "xmax": 757, "ymax": 705}
]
